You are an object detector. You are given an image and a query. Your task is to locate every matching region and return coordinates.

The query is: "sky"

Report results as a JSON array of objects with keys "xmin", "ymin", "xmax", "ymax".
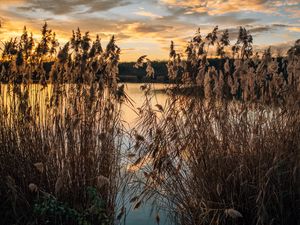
[{"xmin": 0, "ymin": 0, "xmax": 299, "ymax": 61}]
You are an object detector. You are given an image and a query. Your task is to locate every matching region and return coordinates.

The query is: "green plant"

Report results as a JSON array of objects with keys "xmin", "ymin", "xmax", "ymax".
[{"xmin": 33, "ymin": 187, "xmax": 110, "ymax": 225}]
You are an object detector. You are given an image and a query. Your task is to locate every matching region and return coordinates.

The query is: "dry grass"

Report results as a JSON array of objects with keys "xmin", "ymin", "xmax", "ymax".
[
  {"xmin": 0, "ymin": 23, "xmax": 299, "ymax": 225},
  {"xmin": 130, "ymin": 28, "xmax": 300, "ymax": 225},
  {"xmin": 0, "ymin": 23, "xmax": 126, "ymax": 225}
]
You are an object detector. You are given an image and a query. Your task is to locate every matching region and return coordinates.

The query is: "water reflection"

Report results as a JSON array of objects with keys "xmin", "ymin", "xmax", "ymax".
[
  {"xmin": 121, "ymin": 83, "xmax": 168, "ymax": 128},
  {"xmin": 120, "ymin": 83, "xmax": 170, "ymax": 225}
]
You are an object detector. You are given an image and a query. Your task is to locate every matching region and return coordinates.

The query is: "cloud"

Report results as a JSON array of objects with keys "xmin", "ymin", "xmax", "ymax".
[
  {"xmin": 288, "ymin": 27, "xmax": 300, "ymax": 32},
  {"xmin": 160, "ymin": 0, "xmax": 280, "ymax": 15},
  {"xmin": 14, "ymin": 0, "xmax": 130, "ymax": 15},
  {"xmin": 254, "ymin": 40, "xmax": 295, "ymax": 55},
  {"xmin": 221, "ymin": 24, "xmax": 286, "ymax": 41},
  {"xmin": 209, "ymin": 15, "xmax": 258, "ymax": 26},
  {"xmin": 130, "ymin": 23, "xmax": 173, "ymax": 33},
  {"xmin": 0, "ymin": 0, "xmax": 298, "ymax": 61},
  {"xmin": 134, "ymin": 10, "xmax": 163, "ymax": 19},
  {"xmin": 0, "ymin": 0, "xmax": 25, "ymax": 3},
  {"xmin": 284, "ymin": 7, "xmax": 300, "ymax": 18}
]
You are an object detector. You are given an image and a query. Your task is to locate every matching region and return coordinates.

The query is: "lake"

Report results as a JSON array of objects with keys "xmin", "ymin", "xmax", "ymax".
[{"xmin": 120, "ymin": 83, "xmax": 171, "ymax": 225}]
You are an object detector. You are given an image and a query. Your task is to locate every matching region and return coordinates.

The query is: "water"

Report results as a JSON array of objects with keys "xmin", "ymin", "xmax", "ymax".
[
  {"xmin": 119, "ymin": 83, "xmax": 171, "ymax": 225},
  {"xmin": 121, "ymin": 83, "xmax": 168, "ymax": 127}
]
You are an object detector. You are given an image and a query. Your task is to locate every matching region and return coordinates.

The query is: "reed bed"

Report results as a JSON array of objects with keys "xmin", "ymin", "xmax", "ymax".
[
  {"xmin": 0, "ymin": 22, "xmax": 299, "ymax": 225},
  {"xmin": 0, "ymin": 23, "xmax": 127, "ymax": 225},
  {"xmin": 131, "ymin": 27, "xmax": 300, "ymax": 225}
]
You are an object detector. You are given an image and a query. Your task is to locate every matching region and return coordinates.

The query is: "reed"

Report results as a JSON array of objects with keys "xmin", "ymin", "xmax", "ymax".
[
  {"xmin": 131, "ymin": 27, "xmax": 300, "ymax": 225},
  {"xmin": 0, "ymin": 23, "xmax": 126, "ymax": 225},
  {"xmin": 0, "ymin": 23, "xmax": 299, "ymax": 225}
]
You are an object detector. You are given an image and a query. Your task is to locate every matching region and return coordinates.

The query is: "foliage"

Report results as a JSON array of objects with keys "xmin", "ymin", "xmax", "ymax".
[{"xmin": 33, "ymin": 187, "xmax": 110, "ymax": 225}]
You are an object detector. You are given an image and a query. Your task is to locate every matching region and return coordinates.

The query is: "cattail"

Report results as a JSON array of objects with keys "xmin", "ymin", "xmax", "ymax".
[
  {"xmin": 57, "ymin": 42, "xmax": 69, "ymax": 64},
  {"xmin": 135, "ymin": 134, "xmax": 145, "ymax": 142},
  {"xmin": 167, "ymin": 60, "xmax": 177, "ymax": 80},
  {"xmin": 155, "ymin": 104, "xmax": 164, "ymax": 112},
  {"xmin": 268, "ymin": 59, "xmax": 278, "ymax": 74},
  {"xmin": 182, "ymin": 72, "xmax": 191, "ymax": 84}
]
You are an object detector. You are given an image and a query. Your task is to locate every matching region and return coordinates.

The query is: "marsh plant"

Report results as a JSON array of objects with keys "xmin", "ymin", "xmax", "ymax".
[
  {"xmin": 0, "ymin": 22, "xmax": 299, "ymax": 225},
  {"xmin": 0, "ymin": 23, "xmax": 126, "ymax": 225},
  {"xmin": 131, "ymin": 27, "xmax": 300, "ymax": 225}
]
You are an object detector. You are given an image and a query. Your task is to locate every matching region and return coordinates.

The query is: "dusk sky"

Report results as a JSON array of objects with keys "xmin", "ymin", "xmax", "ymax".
[{"xmin": 0, "ymin": 0, "xmax": 299, "ymax": 61}]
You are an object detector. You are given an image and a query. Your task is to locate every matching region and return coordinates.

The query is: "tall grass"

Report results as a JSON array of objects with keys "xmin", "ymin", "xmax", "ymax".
[
  {"xmin": 0, "ymin": 23, "xmax": 126, "ymax": 225},
  {"xmin": 0, "ymin": 23, "xmax": 299, "ymax": 225},
  {"xmin": 131, "ymin": 27, "xmax": 300, "ymax": 225}
]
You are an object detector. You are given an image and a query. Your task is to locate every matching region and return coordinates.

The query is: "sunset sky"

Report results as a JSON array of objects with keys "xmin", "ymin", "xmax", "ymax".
[{"xmin": 0, "ymin": 0, "xmax": 299, "ymax": 61}]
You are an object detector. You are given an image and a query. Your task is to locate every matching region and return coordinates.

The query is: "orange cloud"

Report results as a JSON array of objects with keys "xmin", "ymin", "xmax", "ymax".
[
  {"xmin": 288, "ymin": 27, "xmax": 300, "ymax": 32},
  {"xmin": 134, "ymin": 10, "xmax": 163, "ymax": 19},
  {"xmin": 0, "ymin": 0, "xmax": 298, "ymax": 61},
  {"xmin": 161, "ymin": 0, "xmax": 279, "ymax": 15}
]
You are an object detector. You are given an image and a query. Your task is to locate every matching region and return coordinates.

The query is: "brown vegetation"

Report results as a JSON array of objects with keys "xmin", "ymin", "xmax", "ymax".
[
  {"xmin": 0, "ymin": 23, "xmax": 126, "ymax": 225},
  {"xmin": 0, "ymin": 23, "xmax": 299, "ymax": 225},
  {"xmin": 131, "ymin": 27, "xmax": 300, "ymax": 225}
]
